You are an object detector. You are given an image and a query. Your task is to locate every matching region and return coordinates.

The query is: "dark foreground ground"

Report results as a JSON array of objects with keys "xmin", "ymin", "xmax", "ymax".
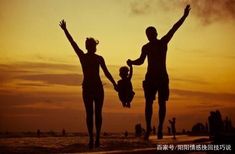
[{"xmin": 0, "ymin": 134, "xmax": 233, "ymax": 154}]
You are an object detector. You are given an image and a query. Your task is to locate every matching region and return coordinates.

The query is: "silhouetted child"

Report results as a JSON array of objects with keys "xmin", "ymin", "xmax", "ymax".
[
  {"xmin": 167, "ymin": 126, "xmax": 171, "ymax": 135},
  {"xmin": 169, "ymin": 117, "xmax": 176, "ymax": 139},
  {"xmin": 117, "ymin": 64, "xmax": 135, "ymax": 108}
]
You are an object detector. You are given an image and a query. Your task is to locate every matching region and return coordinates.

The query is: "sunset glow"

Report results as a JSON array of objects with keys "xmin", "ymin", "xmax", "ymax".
[{"xmin": 1, "ymin": 0, "xmax": 235, "ymax": 133}]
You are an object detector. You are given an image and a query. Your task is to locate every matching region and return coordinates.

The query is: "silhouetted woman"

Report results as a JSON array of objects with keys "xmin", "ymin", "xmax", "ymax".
[{"xmin": 59, "ymin": 20, "xmax": 117, "ymax": 148}]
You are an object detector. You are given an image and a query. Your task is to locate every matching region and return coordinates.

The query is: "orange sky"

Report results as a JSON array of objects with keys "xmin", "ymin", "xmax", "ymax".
[{"xmin": 1, "ymin": 0, "xmax": 235, "ymax": 133}]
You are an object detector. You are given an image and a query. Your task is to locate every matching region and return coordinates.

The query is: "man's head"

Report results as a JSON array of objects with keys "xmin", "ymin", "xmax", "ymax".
[
  {"xmin": 145, "ymin": 26, "xmax": 157, "ymax": 42},
  {"xmin": 85, "ymin": 37, "xmax": 99, "ymax": 53}
]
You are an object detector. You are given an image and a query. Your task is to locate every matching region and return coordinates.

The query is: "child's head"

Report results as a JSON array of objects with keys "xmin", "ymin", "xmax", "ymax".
[{"xmin": 119, "ymin": 66, "xmax": 129, "ymax": 79}]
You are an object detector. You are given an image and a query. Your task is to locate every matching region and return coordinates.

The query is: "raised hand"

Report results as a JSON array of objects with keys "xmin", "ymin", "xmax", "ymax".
[
  {"xmin": 59, "ymin": 19, "xmax": 67, "ymax": 30},
  {"xmin": 127, "ymin": 59, "xmax": 132, "ymax": 67},
  {"xmin": 184, "ymin": 5, "xmax": 191, "ymax": 17}
]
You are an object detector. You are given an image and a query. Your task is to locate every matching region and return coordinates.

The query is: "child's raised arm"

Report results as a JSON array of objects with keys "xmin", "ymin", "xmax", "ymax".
[{"xmin": 128, "ymin": 63, "xmax": 133, "ymax": 80}]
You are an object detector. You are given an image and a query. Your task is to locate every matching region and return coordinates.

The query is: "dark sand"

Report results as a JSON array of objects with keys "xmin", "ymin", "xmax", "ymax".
[{"xmin": 0, "ymin": 134, "xmax": 213, "ymax": 154}]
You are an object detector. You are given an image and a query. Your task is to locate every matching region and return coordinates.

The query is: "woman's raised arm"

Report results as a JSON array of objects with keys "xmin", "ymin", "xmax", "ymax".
[{"xmin": 59, "ymin": 20, "xmax": 84, "ymax": 58}]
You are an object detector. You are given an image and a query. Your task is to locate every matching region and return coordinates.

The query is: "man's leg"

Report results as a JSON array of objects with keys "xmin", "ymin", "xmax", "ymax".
[
  {"xmin": 143, "ymin": 80, "xmax": 156, "ymax": 140},
  {"xmin": 157, "ymin": 78, "xmax": 169, "ymax": 139},
  {"xmin": 158, "ymin": 100, "xmax": 166, "ymax": 139},
  {"xmin": 144, "ymin": 99, "xmax": 154, "ymax": 140}
]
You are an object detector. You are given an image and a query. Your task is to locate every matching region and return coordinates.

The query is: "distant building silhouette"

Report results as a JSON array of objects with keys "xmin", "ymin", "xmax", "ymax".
[
  {"xmin": 205, "ymin": 122, "xmax": 208, "ymax": 132},
  {"xmin": 207, "ymin": 110, "xmax": 235, "ymax": 145},
  {"xmin": 192, "ymin": 123, "xmax": 206, "ymax": 133},
  {"xmin": 208, "ymin": 110, "xmax": 234, "ymax": 140},
  {"xmin": 224, "ymin": 116, "xmax": 233, "ymax": 131}
]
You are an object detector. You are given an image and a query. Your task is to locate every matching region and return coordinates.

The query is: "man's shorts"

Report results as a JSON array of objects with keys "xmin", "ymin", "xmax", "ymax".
[{"xmin": 143, "ymin": 78, "xmax": 169, "ymax": 102}]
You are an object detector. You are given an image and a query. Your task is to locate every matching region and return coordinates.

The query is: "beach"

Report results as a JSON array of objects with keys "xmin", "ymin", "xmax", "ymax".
[{"xmin": 0, "ymin": 134, "xmax": 212, "ymax": 154}]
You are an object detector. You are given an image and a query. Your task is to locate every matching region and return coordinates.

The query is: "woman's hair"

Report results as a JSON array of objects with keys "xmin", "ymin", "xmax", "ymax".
[{"xmin": 85, "ymin": 37, "xmax": 99, "ymax": 50}]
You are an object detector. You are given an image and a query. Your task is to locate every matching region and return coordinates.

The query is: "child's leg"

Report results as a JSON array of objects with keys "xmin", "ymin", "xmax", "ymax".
[
  {"xmin": 126, "ymin": 102, "xmax": 131, "ymax": 108},
  {"xmin": 121, "ymin": 101, "xmax": 126, "ymax": 107},
  {"xmin": 126, "ymin": 92, "xmax": 134, "ymax": 108}
]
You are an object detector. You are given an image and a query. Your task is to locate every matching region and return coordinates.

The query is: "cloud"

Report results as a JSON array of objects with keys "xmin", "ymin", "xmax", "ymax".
[
  {"xmin": 172, "ymin": 77, "xmax": 208, "ymax": 85},
  {"xmin": 0, "ymin": 107, "xmax": 86, "ymax": 132},
  {"xmin": 171, "ymin": 88, "xmax": 235, "ymax": 102},
  {"xmin": 130, "ymin": 0, "xmax": 153, "ymax": 15},
  {"xmin": 15, "ymin": 61, "xmax": 79, "ymax": 71},
  {"xmin": 1, "ymin": 61, "xmax": 235, "ymax": 131},
  {"xmin": 0, "ymin": 62, "xmax": 80, "ymax": 74},
  {"xmin": 0, "ymin": 89, "xmax": 81, "ymax": 108},
  {"xmin": 188, "ymin": 0, "xmax": 235, "ymax": 24},
  {"xmin": 16, "ymin": 83, "xmax": 48, "ymax": 87},
  {"xmin": 129, "ymin": 0, "xmax": 235, "ymax": 25},
  {"xmin": 17, "ymin": 73, "xmax": 83, "ymax": 86},
  {"xmin": 0, "ymin": 62, "xmax": 83, "ymax": 87}
]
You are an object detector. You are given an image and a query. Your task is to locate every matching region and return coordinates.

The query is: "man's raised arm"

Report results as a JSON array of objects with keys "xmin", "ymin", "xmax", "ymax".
[
  {"xmin": 59, "ymin": 20, "xmax": 84, "ymax": 58},
  {"xmin": 161, "ymin": 5, "xmax": 190, "ymax": 43}
]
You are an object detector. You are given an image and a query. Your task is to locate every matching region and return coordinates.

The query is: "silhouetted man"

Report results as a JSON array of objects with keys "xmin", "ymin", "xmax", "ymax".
[{"xmin": 127, "ymin": 5, "xmax": 190, "ymax": 140}]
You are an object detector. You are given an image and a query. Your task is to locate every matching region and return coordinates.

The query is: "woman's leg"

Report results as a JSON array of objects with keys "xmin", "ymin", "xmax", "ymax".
[
  {"xmin": 94, "ymin": 87, "xmax": 104, "ymax": 147},
  {"xmin": 83, "ymin": 89, "xmax": 94, "ymax": 148}
]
